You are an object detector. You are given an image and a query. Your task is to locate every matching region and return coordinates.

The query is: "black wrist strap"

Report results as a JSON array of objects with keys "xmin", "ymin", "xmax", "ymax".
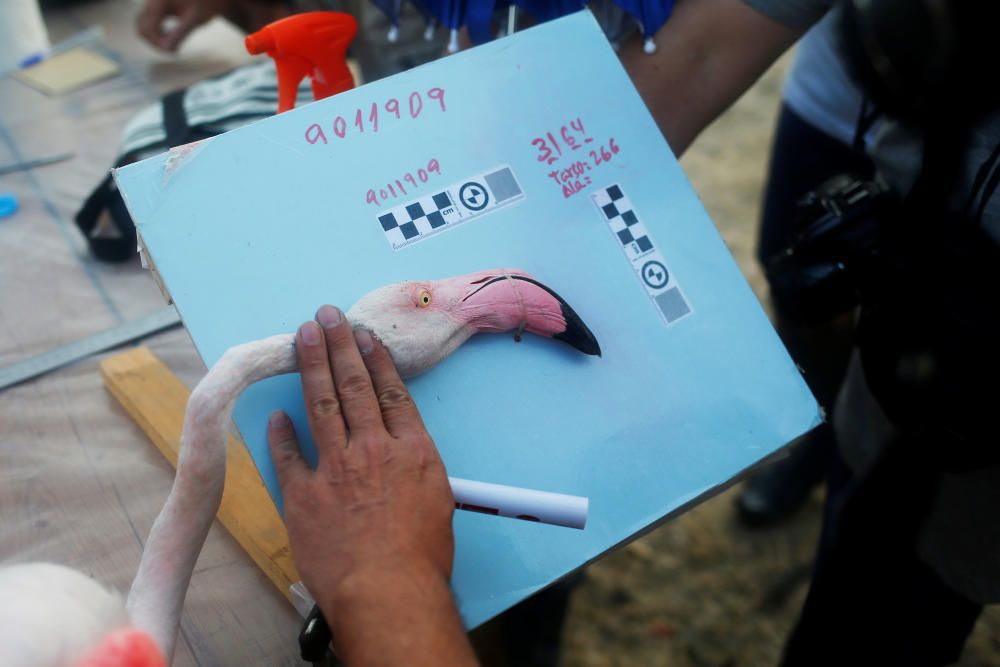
[{"xmin": 299, "ymin": 603, "xmax": 334, "ymax": 663}]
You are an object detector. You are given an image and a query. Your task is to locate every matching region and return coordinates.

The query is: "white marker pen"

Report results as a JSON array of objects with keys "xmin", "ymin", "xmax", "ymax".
[{"xmin": 449, "ymin": 477, "xmax": 588, "ymax": 529}]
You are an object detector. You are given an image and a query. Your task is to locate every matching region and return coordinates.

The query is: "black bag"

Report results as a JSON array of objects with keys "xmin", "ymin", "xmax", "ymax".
[{"xmin": 75, "ymin": 61, "xmax": 311, "ymax": 262}]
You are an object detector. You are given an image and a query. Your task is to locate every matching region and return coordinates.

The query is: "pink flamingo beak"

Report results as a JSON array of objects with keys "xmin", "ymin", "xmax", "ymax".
[{"xmin": 449, "ymin": 269, "xmax": 601, "ymax": 356}]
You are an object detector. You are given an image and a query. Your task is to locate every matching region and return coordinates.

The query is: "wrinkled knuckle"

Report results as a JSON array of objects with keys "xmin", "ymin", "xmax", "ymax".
[
  {"xmin": 323, "ymin": 465, "xmax": 347, "ymax": 486},
  {"xmin": 340, "ymin": 457, "xmax": 371, "ymax": 479},
  {"xmin": 302, "ymin": 355, "xmax": 329, "ymax": 370},
  {"xmin": 377, "ymin": 384, "xmax": 412, "ymax": 411},
  {"xmin": 271, "ymin": 437, "xmax": 297, "ymax": 457},
  {"xmin": 309, "ymin": 393, "xmax": 341, "ymax": 418},
  {"xmin": 339, "ymin": 372, "xmax": 372, "ymax": 398},
  {"xmin": 372, "ymin": 442, "xmax": 397, "ymax": 468}
]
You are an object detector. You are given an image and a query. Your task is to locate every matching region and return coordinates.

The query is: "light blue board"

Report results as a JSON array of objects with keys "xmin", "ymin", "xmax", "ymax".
[{"xmin": 115, "ymin": 11, "xmax": 820, "ymax": 628}]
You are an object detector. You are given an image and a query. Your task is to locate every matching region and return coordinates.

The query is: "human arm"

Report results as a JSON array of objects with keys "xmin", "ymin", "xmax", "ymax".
[
  {"xmin": 136, "ymin": 0, "xmax": 291, "ymax": 52},
  {"xmin": 620, "ymin": 0, "xmax": 810, "ymax": 155},
  {"xmin": 266, "ymin": 305, "xmax": 478, "ymax": 667},
  {"xmin": 136, "ymin": 0, "xmax": 229, "ymax": 52}
]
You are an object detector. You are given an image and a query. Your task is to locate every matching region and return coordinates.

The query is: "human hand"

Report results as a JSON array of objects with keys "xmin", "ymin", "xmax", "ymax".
[
  {"xmin": 136, "ymin": 0, "xmax": 229, "ymax": 52},
  {"xmin": 267, "ymin": 305, "xmax": 467, "ymax": 663}
]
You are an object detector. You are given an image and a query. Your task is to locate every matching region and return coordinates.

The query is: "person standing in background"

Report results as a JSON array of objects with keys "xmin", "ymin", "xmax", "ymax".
[{"xmin": 736, "ymin": 11, "xmax": 876, "ymax": 525}]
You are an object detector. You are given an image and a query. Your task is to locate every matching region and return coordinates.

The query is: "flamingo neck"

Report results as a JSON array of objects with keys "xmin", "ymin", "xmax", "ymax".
[{"xmin": 127, "ymin": 334, "xmax": 296, "ymax": 662}]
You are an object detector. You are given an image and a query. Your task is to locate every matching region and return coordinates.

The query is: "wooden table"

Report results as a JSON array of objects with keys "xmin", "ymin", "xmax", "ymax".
[{"xmin": 0, "ymin": 3, "xmax": 304, "ymax": 663}]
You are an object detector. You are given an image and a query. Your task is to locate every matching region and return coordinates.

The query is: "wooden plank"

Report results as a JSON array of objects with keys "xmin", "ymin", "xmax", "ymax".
[{"xmin": 100, "ymin": 346, "xmax": 300, "ymax": 603}]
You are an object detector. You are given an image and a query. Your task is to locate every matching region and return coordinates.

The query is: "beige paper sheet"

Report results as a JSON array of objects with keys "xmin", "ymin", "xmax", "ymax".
[{"xmin": 15, "ymin": 47, "xmax": 120, "ymax": 95}]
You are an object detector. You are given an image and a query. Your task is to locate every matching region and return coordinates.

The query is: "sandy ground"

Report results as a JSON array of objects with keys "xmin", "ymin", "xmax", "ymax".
[{"xmin": 552, "ymin": 55, "xmax": 1000, "ymax": 667}]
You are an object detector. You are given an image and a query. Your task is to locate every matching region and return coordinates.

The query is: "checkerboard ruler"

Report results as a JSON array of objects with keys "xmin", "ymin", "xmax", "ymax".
[
  {"xmin": 592, "ymin": 184, "xmax": 692, "ymax": 325},
  {"xmin": 0, "ymin": 306, "xmax": 181, "ymax": 391},
  {"xmin": 375, "ymin": 165, "xmax": 525, "ymax": 250}
]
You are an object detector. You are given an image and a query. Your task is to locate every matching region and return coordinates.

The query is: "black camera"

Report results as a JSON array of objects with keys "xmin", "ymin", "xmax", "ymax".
[
  {"xmin": 763, "ymin": 173, "xmax": 897, "ymax": 325},
  {"xmin": 765, "ymin": 165, "xmax": 1000, "ymax": 463}
]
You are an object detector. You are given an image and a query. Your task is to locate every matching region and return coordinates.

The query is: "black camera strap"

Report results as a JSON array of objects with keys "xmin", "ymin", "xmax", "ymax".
[
  {"xmin": 965, "ymin": 139, "xmax": 1000, "ymax": 227},
  {"xmin": 851, "ymin": 96, "xmax": 882, "ymax": 153}
]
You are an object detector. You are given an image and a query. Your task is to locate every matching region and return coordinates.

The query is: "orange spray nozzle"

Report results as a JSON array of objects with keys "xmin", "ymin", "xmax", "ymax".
[{"xmin": 245, "ymin": 12, "xmax": 358, "ymax": 113}]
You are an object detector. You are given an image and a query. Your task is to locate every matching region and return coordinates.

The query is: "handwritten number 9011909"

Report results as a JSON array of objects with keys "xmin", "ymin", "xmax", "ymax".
[
  {"xmin": 367, "ymin": 159, "xmax": 441, "ymax": 207},
  {"xmin": 305, "ymin": 88, "xmax": 446, "ymax": 145}
]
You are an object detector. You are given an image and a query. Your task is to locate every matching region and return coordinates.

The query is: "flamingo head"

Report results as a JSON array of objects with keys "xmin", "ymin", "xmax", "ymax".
[{"xmin": 346, "ymin": 268, "xmax": 600, "ymax": 377}]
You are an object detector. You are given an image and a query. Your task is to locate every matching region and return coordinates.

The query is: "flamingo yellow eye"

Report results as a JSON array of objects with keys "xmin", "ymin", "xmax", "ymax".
[{"xmin": 418, "ymin": 290, "xmax": 432, "ymax": 308}]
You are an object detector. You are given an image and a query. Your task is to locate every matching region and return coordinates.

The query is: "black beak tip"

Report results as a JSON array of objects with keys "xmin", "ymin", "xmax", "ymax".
[{"xmin": 554, "ymin": 302, "xmax": 601, "ymax": 357}]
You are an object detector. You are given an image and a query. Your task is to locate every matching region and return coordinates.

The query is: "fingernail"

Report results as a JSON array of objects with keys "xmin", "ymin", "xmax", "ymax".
[
  {"xmin": 269, "ymin": 410, "xmax": 289, "ymax": 428},
  {"xmin": 354, "ymin": 329, "xmax": 375, "ymax": 355},
  {"xmin": 316, "ymin": 305, "xmax": 342, "ymax": 329},
  {"xmin": 299, "ymin": 321, "xmax": 321, "ymax": 345}
]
